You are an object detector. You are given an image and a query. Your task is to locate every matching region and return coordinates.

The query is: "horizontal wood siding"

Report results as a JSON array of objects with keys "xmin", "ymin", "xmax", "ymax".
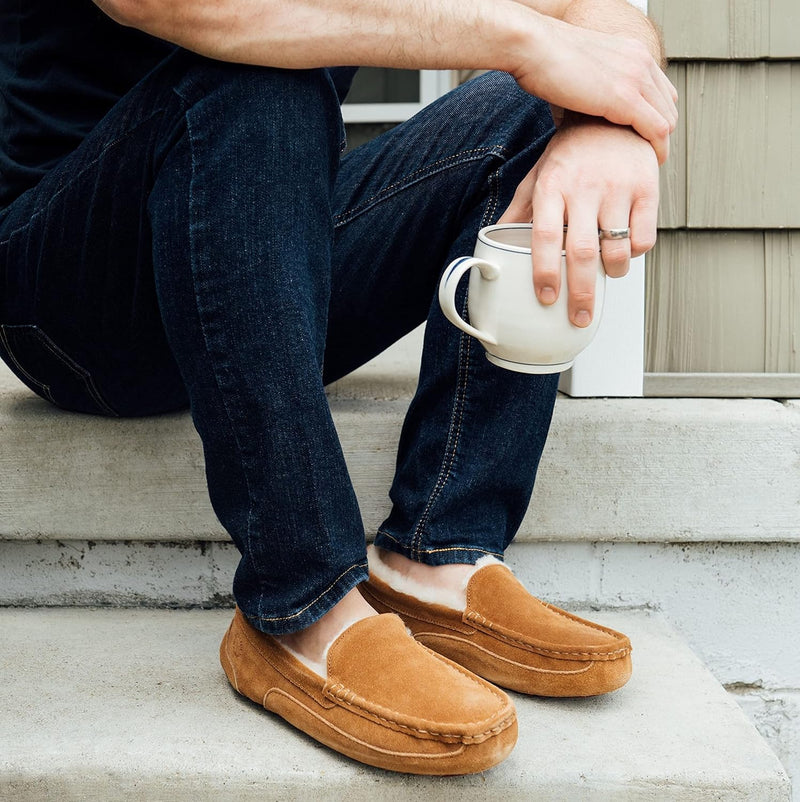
[
  {"xmin": 646, "ymin": 231, "xmax": 765, "ymax": 372},
  {"xmin": 765, "ymin": 231, "xmax": 800, "ymax": 372},
  {"xmin": 646, "ymin": 231, "xmax": 800, "ymax": 374},
  {"xmin": 658, "ymin": 63, "xmax": 687, "ymax": 229},
  {"xmin": 650, "ymin": 0, "xmax": 800, "ymax": 59},
  {"xmin": 657, "ymin": 62, "xmax": 800, "ymax": 230},
  {"xmin": 687, "ymin": 62, "xmax": 799, "ymax": 228}
]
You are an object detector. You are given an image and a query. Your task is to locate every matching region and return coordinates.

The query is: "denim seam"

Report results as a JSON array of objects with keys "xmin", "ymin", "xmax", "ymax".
[
  {"xmin": 482, "ymin": 160, "xmax": 503, "ymax": 229},
  {"xmin": 0, "ymin": 326, "xmax": 55, "ymax": 404},
  {"xmin": 421, "ymin": 545, "xmax": 503, "ymax": 557},
  {"xmin": 409, "ymin": 323, "xmax": 471, "ymax": 560},
  {"xmin": 183, "ymin": 107, "xmax": 260, "ymax": 574},
  {"xmin": 248, "ymin": 561, "xmax": 368, "ymax": 623},
  {"xmin": 394, "ymin": 152, "xmax": 506, "ymax": 560},
  {"xmin": 0, "ymin": 111, "xmax": 166, "ymax": 248},
  {"xmin": 30, "ymin": 327, "xmax": 119, "ymax": 416},
  {"xmin": 332, "ymin": 146, "xmax": 507, "ymax": 229},
  {"xmin": 375, "ymin": 530, "xmax": 502, "ymax": 560}
]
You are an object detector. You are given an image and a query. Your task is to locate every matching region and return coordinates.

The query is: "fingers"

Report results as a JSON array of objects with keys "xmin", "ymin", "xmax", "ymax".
[
  {"xmin": 648, "ymin": 61, "xmax": 679, "ymax": 131},
  {"xmin": 598, "ymin": 204, "xmax": 632, "ymax": 280},
  {"xmin": 563, "ymin": 205, "xmax": 601, "ymax": 328},
  {"xmin": 628, "ymin": 95, "xmax": 671, "ymax": 164},
  {"xmin": 629, "ymin": 192, "xmax": 658, "ymax": 258},
  {"xmin": 498, "ymin": 170, "xmax": 535, "ymax": 224},
  {"xmin": 530, "ymin": 184, "xmax": 565, "ymax": 306},
  {"xmin": 606, "ymin": 51, "xmax": 678, "ymax": 164}
]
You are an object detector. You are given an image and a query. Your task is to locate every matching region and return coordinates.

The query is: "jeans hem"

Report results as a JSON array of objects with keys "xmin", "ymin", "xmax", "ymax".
[
  {"xmin": 240, "ymin": 560, "xmax": 369, "ymax": 635},
  {"xmin": 373, "ymin": 530, "xmax": 503, "ymax": 566}
]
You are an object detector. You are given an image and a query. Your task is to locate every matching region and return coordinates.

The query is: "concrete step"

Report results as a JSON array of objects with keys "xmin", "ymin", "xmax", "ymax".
[
  {"xmin": 0, "ymin": 608, "xmax": 789, "ymax": 801},
  {"xmin": 2, "ymin": 361, "xmax": 799, "ymax": 544}
]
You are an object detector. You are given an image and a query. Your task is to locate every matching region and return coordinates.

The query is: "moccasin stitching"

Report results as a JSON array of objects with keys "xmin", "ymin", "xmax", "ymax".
[
  {"xmin": 321, "ymin": 683, "xmax": 516, "ymax": 744},
  {"xmin": 265, "ymin": 689, "xmax": 470, "ymax": 758},
  {"xmin": 463, "ymin": 611, "xmax": 630, "ymax": 659},
  {"xmin": 323, "ymin": 675, "xmax": 510, "ymax": 732},
  {"xmin": 466, "ymin": 567, "xmax": 626, "ymax": 640},
  {"xmin": 365, "ymin": 580, "xmax": 630, "ymax": 660},
  {"xmin": 325, "ymin": 615, "xmax": 514, "ymax": 736},
  {"xmin": 323, "ymin": 661, "xmax": 513, "ymax": 738},
  {"xmin": 540, "ymin": 600, "xmax": 630, "ymax": 639},
  {"xmin": 328, "ymin": 615, "xmax": 503, "ymax": 705},
  {"xmin": 414, "ymin": 632, "xmax": 597, "ymax": 675}
]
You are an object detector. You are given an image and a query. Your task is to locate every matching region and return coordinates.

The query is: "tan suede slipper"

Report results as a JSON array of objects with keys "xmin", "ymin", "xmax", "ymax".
[
  {"xmin": 220, "ymin": 608, "xmax": 517, "ymax": 775},
  {"xmin": 360, "ymin": 563, "xmax": 632, "ymax": 697}
]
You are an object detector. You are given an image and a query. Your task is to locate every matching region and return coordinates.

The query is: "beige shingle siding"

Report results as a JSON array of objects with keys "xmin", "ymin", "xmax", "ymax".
[
  {"xmin": 649, "ymin": 0, "xmax": 800, "ymax": 60},
  {"xmin": 646, "ymin": 1, "xmax": 799, "ymax": 385},
  {"xmin": 660, "ymin": 62, "xmax": 799, "ymax": 229},
  {"xmin": 646, "ymin": 231, "xmax": 800, "ymax": 373}
]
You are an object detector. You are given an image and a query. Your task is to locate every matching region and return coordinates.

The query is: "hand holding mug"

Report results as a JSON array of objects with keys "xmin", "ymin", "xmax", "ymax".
[{"xmin": 438, "ymin": 223, "xmax": 605, "ymax": 373}]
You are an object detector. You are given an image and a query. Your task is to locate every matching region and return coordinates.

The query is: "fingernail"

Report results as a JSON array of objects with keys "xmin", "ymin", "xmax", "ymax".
[
  {"xmin": 540, "ymin": 286, "xmax": 556, "ymax": 303},
  {"xmin": 575, "ymin": 310, "xmax": 591, "ymax": 326}
]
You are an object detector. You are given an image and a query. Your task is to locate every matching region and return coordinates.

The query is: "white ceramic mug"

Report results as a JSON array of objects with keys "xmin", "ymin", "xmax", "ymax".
[{"xmin": 438, "ymin": 223, "xmax": 605, "ymax": 373}]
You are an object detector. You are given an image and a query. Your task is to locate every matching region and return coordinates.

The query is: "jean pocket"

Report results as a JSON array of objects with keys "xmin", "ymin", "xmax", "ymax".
[{"xmin": 0, "ymin": 324, "xmax": 118, "ymax": 416}]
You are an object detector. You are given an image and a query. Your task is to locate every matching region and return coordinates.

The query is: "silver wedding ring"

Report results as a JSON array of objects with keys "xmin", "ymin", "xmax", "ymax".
[{"xmin": 598, "ymin": 227, "xmax": 631, "ymax": 240}]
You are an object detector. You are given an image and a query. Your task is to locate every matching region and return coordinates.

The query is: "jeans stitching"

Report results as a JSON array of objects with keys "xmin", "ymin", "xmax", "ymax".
[
  {"xmin": 249, "ymin": 561, "xmax": 368, "ymax": 622},
  {"xmin": 388, "ymin": 151, "xmax": 507, "ymax": 560},
  {"xmin": 183, "ymin": 108, "xmax": 260, "ymax": 575},
  {"xmin": 375, "ymin": 530, "xmax": 502, "ymax": 560},
  {"xmin": 30, "ymin": 327, "xmax": 118, "ymax": 416},
  {"xmin": 0, "ymin": 111, "xmax": 165, "ymax": 248},
  {"xmin": 332, "ymin": 146, "xmax": 507, "ymax": 229},
  {"xmin": 0, "ymin": 326, "xmax": 55, "ymax": 404},
  {"xmin": 422, "ymin": 545, "xmax": 502, "ymax": 557},
  {"xmin": 481, "ymin": 160, "xmax": 503, "ymax": 229},
  {"xmin": 410, "ymin": 324, "xmax": 471, "ymax": 560}
]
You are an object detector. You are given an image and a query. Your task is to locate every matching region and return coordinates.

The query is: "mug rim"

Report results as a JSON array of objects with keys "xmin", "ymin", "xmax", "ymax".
[{"xmin": 478, "ymin": 223, "xmax": 567, "ymax": 255}]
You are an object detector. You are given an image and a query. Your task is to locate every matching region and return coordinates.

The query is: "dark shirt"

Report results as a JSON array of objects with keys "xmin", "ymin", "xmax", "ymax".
[{"xmin": 0, "ymin": 1, "xmax": 173, "ymax": 208}]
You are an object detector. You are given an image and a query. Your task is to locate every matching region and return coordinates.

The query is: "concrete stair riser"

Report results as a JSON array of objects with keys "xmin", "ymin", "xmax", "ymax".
[{"xmin": 3, "ymin": 377, "xmax": 799, "ymax": 542}]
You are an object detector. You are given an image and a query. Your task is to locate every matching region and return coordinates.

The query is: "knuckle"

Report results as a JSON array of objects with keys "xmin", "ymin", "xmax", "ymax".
[
  {"xmin": 569, "ymin": 290, "xmax": 596, "ymax": 309},
  {"xmin": 602, "ymin": 244, "xmax": 629, "ymax": 264},
  {"xmin": 655, "ymin": 117, "xmax": 671, "ymax": 138},
  {"xmin": 532, "ymin": 225, "xmax": 563, "ymax": 246},
  {"xmin": 569, "ymin": 242, "xmax": 600, "ymax": 262},
  {"xmin": 534, "ymin": 172, "xmax": 563, "ymax": 196},
  {"xmin": 632, "ymin": 231, "xmax": 657, "ymax": 254}
]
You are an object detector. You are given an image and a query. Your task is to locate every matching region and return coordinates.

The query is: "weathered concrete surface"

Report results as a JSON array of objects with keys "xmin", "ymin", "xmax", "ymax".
[
  {"xmin": 4, "ymin": 540, "xmax": 798, "ymax": 690},
  {"xmin": 2, "ymin": 362, "xmax": 799, "ymax": 543},
  {"xmin": 0, "ymin": 608, "xmax": 789, "ymax": 801},
  {"xmin": 734, "ymin": 690, "xmax": 800, "ymax": 802},
  {"xmin": 3, "ymin": 540, "xmax": 798, "ymax": 798}
]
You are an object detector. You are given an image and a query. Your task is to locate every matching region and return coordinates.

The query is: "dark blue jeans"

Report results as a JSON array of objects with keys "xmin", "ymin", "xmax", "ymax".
[{"xmin": 0, "ymin": 50, "xmax": 559, "ymax": 633}]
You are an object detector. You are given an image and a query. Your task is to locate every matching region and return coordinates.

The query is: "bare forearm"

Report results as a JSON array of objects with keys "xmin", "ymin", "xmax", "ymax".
[
  {"xmin": 96, "ymin": 0, "xmax": 543, "ymax": 75},
  {"xmin": 95, "ymin": 0, "xmax": 676, "ymax": 158},
  {"xmin": 562, "ymin": 0, "xmax": 663, "ymax": 64}
]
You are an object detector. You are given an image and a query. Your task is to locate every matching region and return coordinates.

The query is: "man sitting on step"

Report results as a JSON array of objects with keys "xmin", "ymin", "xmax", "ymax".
[{"xmin": 0, "ymin": 0, "xmax": 674, "ymax": 774}]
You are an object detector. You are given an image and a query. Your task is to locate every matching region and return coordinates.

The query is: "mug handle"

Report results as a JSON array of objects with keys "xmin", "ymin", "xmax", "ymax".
[{"xmin": 438, "ymin": 257, "xmax": 500, "ymax": 345}]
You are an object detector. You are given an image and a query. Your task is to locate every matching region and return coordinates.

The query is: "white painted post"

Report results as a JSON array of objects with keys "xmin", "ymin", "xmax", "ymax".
[
  {"xmin": 558, "ymin": 255, "xmax": 645, "ymax": 396},
  {"xmin": 558, "ymin": 0, "xmax": 647, "ymax": 397}
]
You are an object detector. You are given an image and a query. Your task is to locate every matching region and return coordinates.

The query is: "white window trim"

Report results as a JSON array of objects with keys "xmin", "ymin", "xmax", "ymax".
[{"xmin": 341, "ymin": 70, "xmax": 453, "ymax": 124}]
